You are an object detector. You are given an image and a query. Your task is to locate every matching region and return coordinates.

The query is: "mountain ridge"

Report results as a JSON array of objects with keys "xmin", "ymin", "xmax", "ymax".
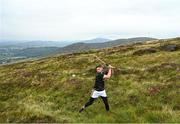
[
  {"xmin": 58, "ymin": 37, "xmax": 157, "ymax": 54},
  {"xmin": 0, "ymin": 37, "xmax": 156, "ymax": 64}
]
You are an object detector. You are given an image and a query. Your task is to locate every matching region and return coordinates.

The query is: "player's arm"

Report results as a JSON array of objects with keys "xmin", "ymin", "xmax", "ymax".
[{"xmin": 103, "ymin": 65, "xmax": 113, "ymax": 79}]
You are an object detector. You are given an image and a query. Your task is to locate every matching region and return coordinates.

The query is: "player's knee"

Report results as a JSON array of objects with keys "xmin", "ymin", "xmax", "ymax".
[
  {"xmin": 89, "ymin": 100, "xmax": 94, "ymax": 104},
  {"xmin": 89, "ymin": 98, "xmax": 95, "ymax": 104}
]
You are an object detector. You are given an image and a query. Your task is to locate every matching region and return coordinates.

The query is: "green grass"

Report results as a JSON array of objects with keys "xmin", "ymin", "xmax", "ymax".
[{"xmin": 0, "ymin": 38, "xmax": 180, "ymax": 122}]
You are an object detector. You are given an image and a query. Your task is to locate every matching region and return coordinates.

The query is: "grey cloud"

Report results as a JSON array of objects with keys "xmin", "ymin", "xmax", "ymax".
[{"xmin": 0, "ymin": 0, "xmax": 180, "ymax": 40}]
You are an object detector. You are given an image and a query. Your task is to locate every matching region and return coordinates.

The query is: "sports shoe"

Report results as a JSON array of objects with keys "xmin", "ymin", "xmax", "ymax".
[{"xmin": 79, "ymin": 106, "xmax": 85, "ymax": 113}]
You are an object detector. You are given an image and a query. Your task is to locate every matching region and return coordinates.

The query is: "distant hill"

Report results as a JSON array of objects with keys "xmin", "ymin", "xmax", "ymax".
[
  {"xmin": 0, "ymin": 40, "xmax": 27, "ymax": 46},
  {"xmin": 0, "ymin": 47, "xmax": 60, "ymax": 64},
  {"xmin": 0, "ymin": 40, "xmax": 73, "ymax": 64},
  {"xmin": 0, "ymin": 38, "xmax": 109, "ymax": 48},
  {"xmin": 58, "ymin": 37, "xmax": 157, "ymax": 54},
  {"xmin": 82, "ymin": 38, "xmax": 111, "ymax": 43},
  {"xmin": 0, "ymin": 40, "xmax": 74, "ymax": 48},
  {"xmin": 13, "ymin": 47, "xmax": 60, "ymax": 58},
  {"xmin": 0, "ymin": 37, "xmax": 156, "ymax": 64}
]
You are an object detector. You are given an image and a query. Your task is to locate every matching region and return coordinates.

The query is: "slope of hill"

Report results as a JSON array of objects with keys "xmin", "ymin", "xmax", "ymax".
[
  {"xmin": 58, "ymin": 37, "xmax": 156, "ymax": 54},
  {"xmin": 0, "ymin": 47, "xmax": 61, "ymax": 64},
  {"xmin": 0, "ymin": 40, "xmax": 74, "ymax": 64},
  {"xmin": 13, "ymin": 47, "xmax": 60, "ymax": 58},
  {"xmin": 0, "ymin": 38, "xmax": 179, "ymax": 123}
]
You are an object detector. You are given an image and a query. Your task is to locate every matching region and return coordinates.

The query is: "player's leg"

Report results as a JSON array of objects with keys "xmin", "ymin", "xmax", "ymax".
[
  {"xmin": 85, "ymin": 97, "xmax": 95, "ymax": 107},
  {"xmin": 101, "ymin": 96, "xmax": 109, "ymax": 111},
  {"xmin": 100, "ymin": 90, "xmax": 109, "ymax": 111},
  {"xmin": 79, "ymin": 97, "xmax": 95, "ymax": 113},
  {"xmin": 79, "ymin": 90, "xmax": 98, "ymax": 113}
]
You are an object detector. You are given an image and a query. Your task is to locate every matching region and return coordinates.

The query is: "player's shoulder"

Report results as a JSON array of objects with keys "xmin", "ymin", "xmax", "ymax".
[{"xmin": 96, "ymin": 72, "xmax": 104, "ymax": 76}]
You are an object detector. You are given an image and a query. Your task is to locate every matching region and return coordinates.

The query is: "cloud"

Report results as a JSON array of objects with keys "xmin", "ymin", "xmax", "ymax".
[{"xmin": 1, "ymin": 0, "xmax": 180, "ymax": 40}]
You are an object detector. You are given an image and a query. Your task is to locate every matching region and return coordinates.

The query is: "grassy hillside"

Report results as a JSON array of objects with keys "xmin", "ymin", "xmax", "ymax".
[{"xmin": 0, "ymin": 38, "xmax": 179, "ymax": 123}]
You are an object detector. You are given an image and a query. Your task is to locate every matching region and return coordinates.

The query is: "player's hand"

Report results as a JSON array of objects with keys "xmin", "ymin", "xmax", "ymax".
[{"xmin": 108, "ymin": 65, "xmax": 114, "ymax": 68}]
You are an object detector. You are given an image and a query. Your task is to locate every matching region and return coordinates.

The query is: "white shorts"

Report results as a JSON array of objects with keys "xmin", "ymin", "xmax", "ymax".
[{"xmin": 91, "ymin": 90, "xmax": 107, "ymax": 98}]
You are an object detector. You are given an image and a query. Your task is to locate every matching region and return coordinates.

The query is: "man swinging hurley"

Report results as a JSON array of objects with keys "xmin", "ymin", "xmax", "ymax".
[{"xmin": 79, "ymin": 64, "xmax": 113, "ymax": 113}]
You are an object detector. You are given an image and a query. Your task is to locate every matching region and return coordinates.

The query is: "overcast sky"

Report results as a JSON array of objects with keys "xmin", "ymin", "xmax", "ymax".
[{"xmin": 0, "ymin": 0, "xmax": 180, "ymax": 41}]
